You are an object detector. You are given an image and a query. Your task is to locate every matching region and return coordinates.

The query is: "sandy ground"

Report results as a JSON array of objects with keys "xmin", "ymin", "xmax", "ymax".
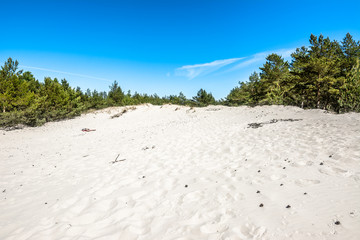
[{"xmin": 1, "ymin": 105, "xmax": 360, "ymax": 240}]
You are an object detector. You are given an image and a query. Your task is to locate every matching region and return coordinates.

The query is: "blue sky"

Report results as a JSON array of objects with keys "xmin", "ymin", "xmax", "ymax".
[{"xmin": 1, "ymin": 0, "xmax": 359, "ymax": 99}]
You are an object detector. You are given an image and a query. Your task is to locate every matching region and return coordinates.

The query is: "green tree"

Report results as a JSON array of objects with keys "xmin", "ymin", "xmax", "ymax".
[
  {"xmin": 108, "ymin": 80, "xmax": 124, "ymax": 105},
  {"xmin": 226, "ymin": 83, "xmax": 251, "ymax": 105},
  {"xmin": 89, "ymin": 89, "xmax": 107, "ymax": 109},
  {"xmin": 289, "ymin": 35, "xmax": 344, "ymax": 110},
  {"xmin": 307, "ymin": 34, "xmax": 343, "ymax": 109},
  {"xmin": 193, "ymin": 89, "xmax": 215, "ymax": 106},
  {"xmin": 0, "ymin": 58, "xmax": 34, "ymax": 112},
  {"xmin": 39, "ymin": 77, "xmax": 71, "ymax": 119},
  {"xmin": 178, "ymin": 92, "xmax": 187, "ymax": 105},
  {"xmin": 259, "ymin": 53, "xmax": 290, "ymax": 104},
  {"xmin": 21, "ymin": 71, "xmax": 40, "ymax": 93},
  {"xmin": 290, "ymin": 46, "xmax": 312, "ymax": 108},
  {"xmin": 339, "ymin": 58, "xmax": 360, "ymax": 112},
  {"xmin": 341, "ymin": 33, "xmax": 360, "ymax": 73},
  {"xmin": 226, "ymin": 72, "xmax": 261, "ymax": 105}
]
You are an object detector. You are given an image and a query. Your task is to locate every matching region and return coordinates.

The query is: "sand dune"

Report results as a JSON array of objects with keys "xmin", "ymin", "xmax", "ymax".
[{"xmin": 1, "ymin": 105, "xmax": 360, "ymax": 240}]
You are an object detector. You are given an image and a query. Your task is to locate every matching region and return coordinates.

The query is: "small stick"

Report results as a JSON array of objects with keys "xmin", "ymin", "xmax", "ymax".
[{"xmin": 110, "ymin": 154, "xmax": 126, "ymax": 164}]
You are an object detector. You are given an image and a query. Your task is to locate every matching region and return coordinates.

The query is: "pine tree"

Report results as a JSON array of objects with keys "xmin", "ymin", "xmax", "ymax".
[
  {"xmin": 0, "ymin": 58, "xmax": 20, "ymax": 112},
  {"xmin": 0, "ymin": 58, "xmax": 34, "ymax": 112},
  {"xmin": 341, "ymin": 33, "xmax": 360, "ymax": 73},
  {"xmin": 226, "ymin": 83, "xmax": 251, "ymax": 105},
  {"xmin": 307, "ymin": 35, "xmax": 343, "ymax": 109},
  {"xmin": 339, "ymin": 58, "xmax": 360, "ymax": 112},
  {"xmin": 226, "ymin": 72, "xmax": 260, "ymax": 105},
  {"xmin": 259, "ymin": 54, "xmax": 290, "ymax": 104},
  {"xmin": 108, "ymin": 80, "xmax": 124, "ymax": 105},
  {"xmin": 290, "ymin": 46, "xmax": 312, "ymax": 108},
  {"xmin": 193, "ymin": 89, "xmax": 215, "ymax": 106},
  {"xmin": 290, "ymin": 35, "xmax": 344, "ymax": 110}
]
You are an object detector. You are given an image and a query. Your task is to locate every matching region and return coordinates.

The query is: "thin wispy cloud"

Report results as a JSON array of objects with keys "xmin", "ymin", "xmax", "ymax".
[
  {"xmin": 19, "ymin": 65, "xmax": 113, "ymax": 83},
  {"xmin": 229, "ymin": 48, "xmax": 295, "ymax": 71},
  {"xmin": 175, "ymin": 48, "xmax": 295, "ymax": 79},
  {"xmin": 175, "ymin": 57, "xmax": 244, "ymax": 79}
]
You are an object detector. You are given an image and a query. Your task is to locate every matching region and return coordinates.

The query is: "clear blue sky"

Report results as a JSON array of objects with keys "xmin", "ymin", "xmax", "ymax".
[{"xmin": 1, "ymin": 0, "xmax": 359, "ymax": 99}]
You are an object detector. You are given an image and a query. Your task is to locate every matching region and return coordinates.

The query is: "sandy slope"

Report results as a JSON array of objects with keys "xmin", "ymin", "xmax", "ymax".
[{"xmin": 1, "ymin": 105, "xmax": 359, "ymax": 240}]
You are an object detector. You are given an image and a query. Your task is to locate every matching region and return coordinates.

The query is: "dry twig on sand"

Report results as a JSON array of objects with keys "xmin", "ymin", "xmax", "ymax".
[{"xmin": 110, "ymin": 154, "xmax": 126, "ymax": 164}]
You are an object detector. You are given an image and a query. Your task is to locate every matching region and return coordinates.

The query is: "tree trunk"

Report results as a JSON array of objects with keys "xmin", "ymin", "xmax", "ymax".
[
  {"xmin": 2, "ymin": 105, "xmax": 5, "ymax": 113},
  {"xmin": 316, "ymin": 87, "xmax": 320, "ymax": 109},
  {"xmin": 317, "ymin": 74, "xmax": 321, "ymax": 109}
]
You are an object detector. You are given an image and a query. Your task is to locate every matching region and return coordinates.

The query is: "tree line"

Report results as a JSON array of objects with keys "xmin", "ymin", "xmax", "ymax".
[
  {"xmin": 1, "ymin": 33, "xmax": 359, "ymax": 127},
  {"xmin": 227, "ymin": 33, "xmax": 360, "ymax": 112},
  {"xmin": 0, "ymin": 59, "xmax": 216, "ymax": 126}
]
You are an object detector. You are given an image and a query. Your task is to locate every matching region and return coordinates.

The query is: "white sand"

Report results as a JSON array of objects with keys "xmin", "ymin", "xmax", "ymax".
[{"xmin": 1, "ymin": 105, "xmax": 360, "ymax": 240}]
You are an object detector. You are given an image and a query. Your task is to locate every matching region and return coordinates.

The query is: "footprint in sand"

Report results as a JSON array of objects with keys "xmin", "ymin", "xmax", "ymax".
[
  {"xmin": 127, "ymin": 221, "xmax": 150, "ymax": 235},
  {"xmin": 72, "ymin": 212, "xmax": 102, "ymax": 225},
  {"xmin": 153, "ymin": 189, "xmax": 168, "ymax": 197},
  {"xmin": 291, "ymin": 161, "xmax": 314, "ymax": 167},
  {"xmin": 90, "ymin": 199, "xmax": 118, "ymax": 212},
  {"xmin": 200, "ymin": 223, "xmax": 229, "ymax": 234},
  {"xmin": 331, "ymin": 167, "xmax": 348, "ymax": 174},
  {"xmin": 155, "ymin": 177, "xmax": 178, "ymax": 191},
  {"xmin": 182, "ymin": 190, "xmax": 203, "ymax": 203},
  {"xmin": 251, "ymin": 178, "xmax": 265, "ymax": 185},
  {"xmin": 220, "ymin": 184, "xmax": 236, "ymax": 192},
  {"xmin": 61, "ymin": 196, "xmax": 85, "ymax": 210},
  {"xmin": 132, "ymin": 190, "xmax": 148, "ymax": 200},
  {"xmin": 232, "ymin": 223, "xmax": 267, "ymax": 239},
  {"xmin": 270, "ymin": 174, "xmax": 287, "ymax": 181},
  {"xmin": 216, "ymin": 192, "xmax": 238, "ymax": 202},
  {"xmin": 115, "ymin": 207, "xmax": 136, "ymax": 221},
  {"xmin": 118, "ymin": 196, "xmax": 136, "ymax": 207},
  {"xmin": 294, "ymin": 179, "xmax": 320, "ymax": 187},
  {"xmin": 94, "ymin": 186, "xmax": 118, "ymax": 197},
  {"xmin": 318, "ymin": 168, "xmax": 331, "ymax": 176},
  {"xmin": 224, "ymin": 170, "xmax": 237, "ymax": 178},
  {"xmin": 318, "ymin": 166, "xmax": 349, "ymax": 177}
]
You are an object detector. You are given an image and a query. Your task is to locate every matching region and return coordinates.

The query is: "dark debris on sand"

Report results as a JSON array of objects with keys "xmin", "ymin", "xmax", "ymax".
[
  {"xmin": 248, "ymin": 123, "xmax": 263, "ymax": 129},
  {"xmin": 247, "ymin": 119, "xmax": 302, "ymax": 129}
]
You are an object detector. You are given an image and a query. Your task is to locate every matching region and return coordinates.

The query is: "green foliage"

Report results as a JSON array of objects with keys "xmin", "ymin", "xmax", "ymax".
[
  {"xmin": 227, "ymin": 84, "xmax": 250, "ymax": 106},
  {"xmin": 2, "ymin": 33, "xmax": 360, "ymax": 128},
  {"xmin": 0, "ymin": 60, "xmax": 198, "ymax": 127},
  {"xmin": 0, "ymin": 60, "xmax": 91, "ymax": 127},
  {"xmin": 227, "ymin": 72, "xmax": 261, "ymax": 105},
  {"xmin": 259, "ymin": 54, "xmax": 290, "ymax": 104},
  {"xmin": 339, "ymin": 58, "xmax": 360, "ymax": 112},
  {"xmin": 226, "ymin": 33, "xmax": 360, "ymax": 112},
  {"xmin": 193, "ymin": 88, "xmax": 215, "ymax": 106},
  {"xmin": 108, "ymin": 80, "xmax": 124, "ymax": 105},
  {"xmin": 0, "ymin": 58, "xmax": 20, "ymax": 112},
  {"xmin": 341, "ymin": 33, "xmax": 360, "ymax": 73}
]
